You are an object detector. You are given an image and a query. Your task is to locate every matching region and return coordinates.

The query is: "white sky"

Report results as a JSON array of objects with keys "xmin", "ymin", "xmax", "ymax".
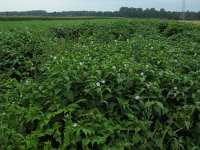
[{"xmin": 0, "ymin": 0, "xmax": 199, "ymax": 12}]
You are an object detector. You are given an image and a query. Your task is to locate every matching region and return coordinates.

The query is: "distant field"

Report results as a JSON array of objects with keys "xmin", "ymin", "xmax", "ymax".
[
  {"xmin": 0, "ymin": 16, "xmax": 123, "ymax": 21},
  {"xmin": 0, "ymin": 17, "xmax": 172, "ymax": 31},
  {"xmin": 181, "ymin": 20, "xmax": 200, "ymax": 25},
  {"xmin": 0, "ymin": 18, "xmax": 126, "ymax": 31}
]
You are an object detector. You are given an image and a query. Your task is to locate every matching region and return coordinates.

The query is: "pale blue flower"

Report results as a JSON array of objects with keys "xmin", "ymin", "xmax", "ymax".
[
  {"xmin": 73, "ymin": 123, "xmax": 77, "ymax": 127},
  {"xmin": 135, "ymin": 96, "xmax": 140, "ymax": 100},
  {"xmin": 112, "ymin": 66, "xmax": 116, "ymax": 70},
  {"xmin": 174, "ymin": 87, "xmax": 178, "ymax": 90},
  {"xmin": 174, "ymin": 93, "xmax": 177, "ymax": 97},
  {"xmin": 101, "ymin": 80, "xmax": 106, "ymax": 84},
  {"xmin": 25, "ymin": 80, "xmax": 30, "ymax": 85},
  {"xmin": 96, "ymin": 82, "xmax": 101, "ymax": 87}
]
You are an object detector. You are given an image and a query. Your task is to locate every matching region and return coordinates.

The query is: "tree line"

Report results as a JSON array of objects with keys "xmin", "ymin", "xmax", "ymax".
[{"xmin": 0, "ymin": 7, "xmax": 200, "ymax": 20}]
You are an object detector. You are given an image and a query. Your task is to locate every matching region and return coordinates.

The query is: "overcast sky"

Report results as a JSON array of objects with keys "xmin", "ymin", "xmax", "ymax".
[{"xmin": 0, "ymin": 0, "xmax": 199, "ymax": 12}]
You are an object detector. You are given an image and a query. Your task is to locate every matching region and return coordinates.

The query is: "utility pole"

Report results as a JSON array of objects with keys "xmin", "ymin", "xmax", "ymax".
[{"xmin": 180, "ymin": 0, "xmax": 186, "ymax": 21}]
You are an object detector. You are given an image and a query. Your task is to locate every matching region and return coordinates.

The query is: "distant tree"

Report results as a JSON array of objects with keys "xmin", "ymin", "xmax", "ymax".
[{"xmin": 0, "ymin": 8, "xmax": 199, "ymax": 20}]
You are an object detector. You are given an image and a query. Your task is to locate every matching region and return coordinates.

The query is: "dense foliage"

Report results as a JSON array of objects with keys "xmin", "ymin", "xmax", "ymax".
[
  {"xmin": 0, "ymin": 19, "xmax": 200, "ymax": 149},
  {"xmin": 0, "ymin": 16, "xmax": 114, "ymax": 21},
  {"xmin": 0, "ymin": 7, "xmax": 200, "ymax": 20}
]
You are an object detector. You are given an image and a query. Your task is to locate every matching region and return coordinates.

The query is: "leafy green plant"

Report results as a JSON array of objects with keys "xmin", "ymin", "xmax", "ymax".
[{"xmin": 1, "ymin": 19, "xmax": 200, "ymax": 149}]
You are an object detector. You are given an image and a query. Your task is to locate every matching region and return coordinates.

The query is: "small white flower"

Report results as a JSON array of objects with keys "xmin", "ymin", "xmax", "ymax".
[
  {"xmin": 101, "ymin": 80, "xmax": 106, "ymax": 84},
  {"xmin": 174, "ymin": 87, "xmax": 178, "ymax": 90},
  {"xmin": 124, "ymin": 64, "xmax": 127, "ymax": 67},
  {"xmin": 79, "ymin": 62, "xmax": 83, "ymax": 65},
  {"xmin": 73, "ymin": 123, "xmax": 77, "ymax": 127},
  {"xmin": 25, "ymin": 80, "xmax": 30, "ymax": 85},
  {"xmin": 12, "ymin": 101, "xmax": 15, "ymax": 104},
  {"xmin": 135, "ymin": 96, "xmax": 140, "ymax": 100},
  {"xmin": 96, "ymin": 82, "xmax": 101, "ymax": 87},
  {"xmin": 12, "ymin": 67, "xmax": 15, "ymax": 70},
  {"xmin": 174, "ymin": 93, "xmax": 177, "ymax": 97},
  {"xmin": 53, "ymin": 56, "xmax": 57, "ymax": 60},
  {"xmin": 140, "ymin": 72, "xmax": 144, "ymax": 76},
  {"xmin": 112, "ymin": 66, "xmax": 116, "ymax": 70}
]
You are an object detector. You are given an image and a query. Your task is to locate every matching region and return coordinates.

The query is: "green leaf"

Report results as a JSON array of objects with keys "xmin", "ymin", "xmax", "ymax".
[
  {"xmin": 145, "ymin": 101, "xmax": 164, "ymax": 110},
  {"xmin": 64, "ymin": 90, "xmax": 74, "ymax": 101},
  {"xmin": 82, "ymin": 128, "xmax": 95, "ymax": 136}
]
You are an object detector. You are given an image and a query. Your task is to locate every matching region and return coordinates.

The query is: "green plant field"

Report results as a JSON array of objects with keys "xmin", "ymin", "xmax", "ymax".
[
  {"xmin": 0, "ymin": 19, "xmax": 200, "ymax": 149},
  {"xmin": 0, "ymin": 16, "xmax": 121, "ymax": 21},
  {"xmin": 0, "ymin": 18, "xmax": 124, "ymax": 31}
]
